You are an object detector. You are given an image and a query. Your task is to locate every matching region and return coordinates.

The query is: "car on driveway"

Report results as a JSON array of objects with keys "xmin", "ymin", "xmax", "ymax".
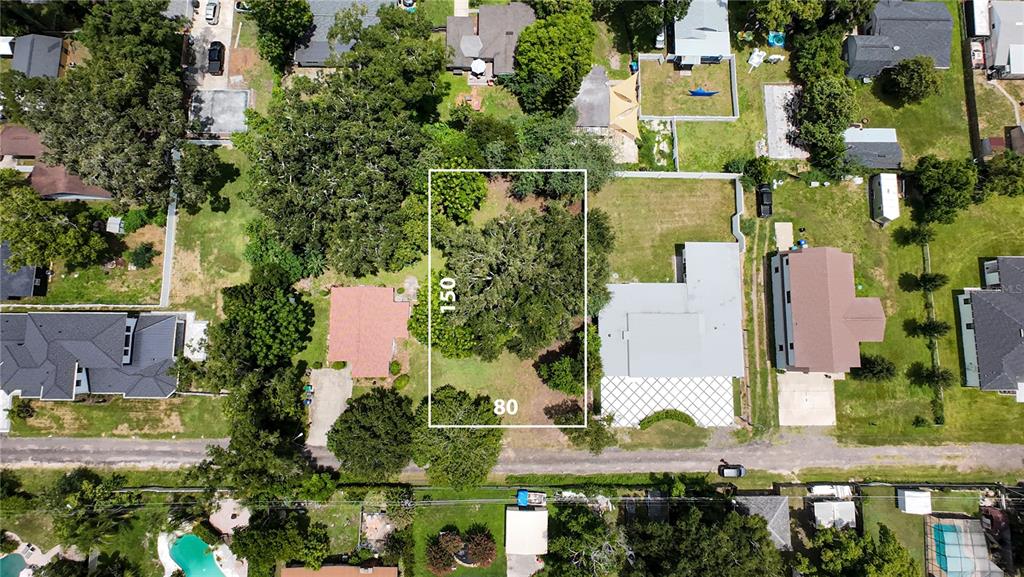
[
  {"xmin": 205, "ymin": 0, "xmax": 220, "ymax": 24},
  {"xmin": 207, "ymin": 41, "xmax": 224, "ymax": 75},
  {"xmin": 718, "ymin": 463, "xmax": 746, "ymax": 478},
  {"xmin": 757, "ymin": 183, "xmax": 773, "ymax": 218}
]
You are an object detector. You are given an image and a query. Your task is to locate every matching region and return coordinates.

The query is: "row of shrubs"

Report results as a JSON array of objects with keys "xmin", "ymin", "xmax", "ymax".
[{"xmin": 638, "ymin": 409, "xmax": 696, "ymax": 430}]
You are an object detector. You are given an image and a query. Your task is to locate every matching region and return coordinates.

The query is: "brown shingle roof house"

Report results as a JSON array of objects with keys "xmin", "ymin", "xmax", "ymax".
[
  {"xmin": 281, "ymin": 566, "xmax": 398, "ymax": 577},
  {"xmin": 770, "ymin": 247, "xmax": 886, "ymax": 373},
  {"xmin": 0, "ymin": 125, "xmax": 111, "ymax": 200},
  {"xmin": 327, "ymin": 286, "xmax": 410, "ymax": 378}
]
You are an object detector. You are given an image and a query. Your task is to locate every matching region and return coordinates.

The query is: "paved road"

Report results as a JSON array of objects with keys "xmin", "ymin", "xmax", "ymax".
[{"xmin": 3, "ymin": 433, "xmax": 1023, "ymax": 477}]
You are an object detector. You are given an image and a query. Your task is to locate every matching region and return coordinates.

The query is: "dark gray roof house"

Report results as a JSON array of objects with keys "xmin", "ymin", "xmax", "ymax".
[
  {"xmin": 447, "ymin": 2, "xmax": 536, "ymax": 75},
  {"xmin": 0, "ymin": 312, "xmax": 181, "ymax": 400},
  {"xmin": 0, "ymin": 242, "xmax": 45, "ymax": 301},
  {"xmin": 957, "ymin": 257, "xmax": 1024, "ymax": 399},
  {"xmin": 735, "ymin": 496, "xmax": 792, "ymax": 550},
  {"xmin": 843, "ymin": 127, "xmax": 903, "ymax": 169},
  {"xmin": 843, "ymin": 0, "xmax": 953, "ymax": 79},
  {"xmin": 11, "ymin": 34, "xmax": 62, "ymax": 78},
  {"xmin": 293, "ymin": 0, "xmax": 391, "ymax": 67}
]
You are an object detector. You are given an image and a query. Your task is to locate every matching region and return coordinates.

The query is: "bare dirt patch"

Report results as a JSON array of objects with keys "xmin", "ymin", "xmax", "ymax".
[
  {"xmin": 229, "ymin": 47, "xmax": 257, "ymax": 78},
  {"xmin": 125, "ymin": 224, "xmax": 164, "ymax": 248},
  {"xmin": 171, "ymin": 247, "xmax": 206, "ymax": 304}
]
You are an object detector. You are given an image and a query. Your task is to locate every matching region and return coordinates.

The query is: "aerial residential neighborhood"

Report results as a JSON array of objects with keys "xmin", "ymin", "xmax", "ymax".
[{"xmin": 0, "ymin": 0, "xmax": 1022, "ymax": 576}]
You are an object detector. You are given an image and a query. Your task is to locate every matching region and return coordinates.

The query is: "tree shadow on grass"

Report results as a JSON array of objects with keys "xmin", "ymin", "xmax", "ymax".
[{"xmin": 898, "ymin": 271, "xmax": 921, "ymax": 292}]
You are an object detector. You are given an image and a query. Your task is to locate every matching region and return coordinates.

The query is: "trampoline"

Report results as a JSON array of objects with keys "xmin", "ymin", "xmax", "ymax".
[{"xmin": 768, "ymin": 31, "xmax": 785, "ymax": 47}]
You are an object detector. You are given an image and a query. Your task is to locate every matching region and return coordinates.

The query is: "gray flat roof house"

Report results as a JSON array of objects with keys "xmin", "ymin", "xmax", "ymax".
[
  {"xmin": 293, "ymin": 0, "xmax": 390, "ymax": 67},
  {"xmin": 956, "ymin": 257, "xmax": 1024, "ymax": 401},
  {"xmin": 735, "ymin": 495, "xmax": 792, "ymax": 550},
  {"xmin": 0, "ymin": 242, "xmax": 45, "ymax": 301},
  {"xmin": 11, "ymin": 34, "xmax": 63, "ymax": 78},
  {"xmin": 599, "ymin": 242, "xmax": 744, "ymax": 379},
  {"xmin": 771, "ymin": 247, "xmax": 886, "ymax": 374},
  {"xmin": 844, "ymin": 127, "xmax": 903, "ymax": 169},
  {"xmin": 843, "ymin": 0, "xmax": 952, "ymax": 79},
  {"xmin": 671, "ymin": 0, "xmax": 731, "ymax": 65},
  {"xmin": 988, "ymin": 1, "xmax": 1024, "ymax": 79},
  {"xmin": 446, "ymin": 2, "xmax": 536, "ymax": 76},
  {"xmin": 0, "ymin": 312, "xmax": 182, "ymax": 401}
]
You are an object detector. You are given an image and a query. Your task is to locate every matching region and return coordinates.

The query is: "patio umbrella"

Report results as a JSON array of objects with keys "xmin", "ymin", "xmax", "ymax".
[{"xmin": 471, "ymin": 59, "xmax": 486, "ymax": 75}]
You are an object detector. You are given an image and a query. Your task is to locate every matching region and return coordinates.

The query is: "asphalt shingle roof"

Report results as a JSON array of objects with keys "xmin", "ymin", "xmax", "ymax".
[
  {"xmin": 971, "ymin": 257, "xmax": 1024, "ymax": 391},
  {"xmin": 735, "ymin": 496, "xmax": 792, "ymax": 550},
  {"xmin": 1, "ymin": 242, "xmax": 40, "ymax": 300},
  {"xmin": 293, "ymin": 0, "xmax": 390, "ymax": 67},
  {"xmin": 844, "ymin": 0, "xmax": 952, "ymax": 78},
  {"xmin": 11, "ymin": 34, "xmax": 61, "ymax": 78},
  {"xmin": 0, "ymin": 313, "xmax": 178, "ymax": 400}
]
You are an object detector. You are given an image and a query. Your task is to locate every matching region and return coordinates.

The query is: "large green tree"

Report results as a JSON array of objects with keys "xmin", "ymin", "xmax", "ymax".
[
  {"xmin": 231, "ymin": 510, "xmax": 330, "ymax": 577},
  {"xmin": 982, "ymin": 150, "xmax": 1024, "ymax": 198},
  {"xmin": 797, "ymin": 76, "xmax": 856, "ymax": 174},
  {"xmin": 247, "ymin": 0, "xmax": 314, "ymax": 71},
  {"xmin": 413, "ymin": 386, "xmax": 503, "ymax": 488},
  {"xmin": 511, "ymin": 112, "xmax": 616, "ymax": 200},
  {"xmin": 15, "ymin": 0, "xmax": 215, "ymax": 210},
  {"xmin": 797, "ymin": 525, "xmax": 918, "ymax": 577},
  {"xmin": 46, "ymin": 468, "xmax": 141, "ymax": 548},
  {"xmin": 544, "ymin": 504, "xmax": 629, "ymax": 577},
  {"xmin": 913, "ymin": 156, "xmax": 979, "ymax": 224},
  {"xmin": 752, "ymin": 0, "xmax": 824, "ymax": 31},
  {"xmin": 885, "ymin": 56, "xmax": 940, "ymax": 104},
  {"xmin": 0, "ymin": 171, "xmax": 107, "ymax": 269},
  {"xmin": 508, "ymin": 12, "xmax": 595, "ymax": 113},
  {"xmin": 327, "ymin": 388, "xmax": 415, "ymax": 480},
  {"xmin": 594, "ymin": 0, "xmax": 691, "ymax": 52}
]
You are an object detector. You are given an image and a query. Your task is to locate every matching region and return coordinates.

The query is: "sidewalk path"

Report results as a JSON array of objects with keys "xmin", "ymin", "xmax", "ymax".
[
  {"xmin": 2, "ymin": 432, "xmax": 1022, "ymax": 477},
  {"xmin": 159, "ymin": 199, "xmax": 177, "ymax": 307}
]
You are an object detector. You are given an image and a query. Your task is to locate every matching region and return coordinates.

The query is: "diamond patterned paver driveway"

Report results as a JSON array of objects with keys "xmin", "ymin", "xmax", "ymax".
[{"xmin": 601, "ymin": 375, "xmax": 735, "ymax": 427}]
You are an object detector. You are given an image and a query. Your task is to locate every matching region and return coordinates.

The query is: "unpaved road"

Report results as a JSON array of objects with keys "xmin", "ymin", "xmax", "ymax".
[{"xmin": 2, "ymin": 431, "xmax": 1023, "ymax": 477}]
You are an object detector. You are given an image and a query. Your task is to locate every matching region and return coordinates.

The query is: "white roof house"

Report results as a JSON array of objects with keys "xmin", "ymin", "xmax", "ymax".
[
  {"xmin": 672, "ymin": 0, "xmax": 731, "ymax": 64},
  {"xmin": 973, "ymin": 0, "xmax": 991, "ymax": 37},
  {"xmin": 598, "ymin": 243, "xmax": 743, "ymax": 427},
  {"xmin": 870, "ymin": 172, "xmax": 900, "ymax": 225},
  {"xmin": 898, "ymin": 490, "xmax": 933, "ymax": 515},
  {"xmin": 0, "ymin": 37, "xmax": 14, "ymax": 58},
  {"xmin": 813, "ymin": 501, "xmax": 857, "ymax": 529},
  {"xmin": 989, "ymin": 1, "xmax": 1024, "ymax": 78},
  {"xmin": 505, "ymin": 507, "xmax": 548, "ymax": 555}
]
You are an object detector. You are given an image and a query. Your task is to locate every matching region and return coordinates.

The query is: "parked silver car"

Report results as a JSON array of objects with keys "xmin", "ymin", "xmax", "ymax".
[{"xmin": 205, "ymin": 0, "xmax": 220, "ymax": 24}]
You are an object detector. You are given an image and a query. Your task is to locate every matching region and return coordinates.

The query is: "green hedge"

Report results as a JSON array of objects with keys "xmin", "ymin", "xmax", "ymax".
[
  {"xmin": 638, "ymin": 409, "xmax": 696, "ymax": 430},
  {"xmin": 191, "ymin": 520, "xmax": 221, "ymax": 546}
]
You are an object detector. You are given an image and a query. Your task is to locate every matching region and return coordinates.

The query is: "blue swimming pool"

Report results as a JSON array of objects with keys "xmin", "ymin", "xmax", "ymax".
[
  {"xmin": 169, "ymin": 535, "xmax": 226, "ymax": 577},
  {"xmin": 0, "ymin": 554, "xmax": 27, "ymax": 577}
]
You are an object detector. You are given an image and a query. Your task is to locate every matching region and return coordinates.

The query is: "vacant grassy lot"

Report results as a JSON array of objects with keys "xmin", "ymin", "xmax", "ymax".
[
  {"xmin": 852, "ymin": 2, "xmax": 970, "ymax": 163},
  {"xmin": 676, "ymin": 42, "xmax": 793, "ymax": 171},
  {"xmin": 439, "ymin": 75, "xmax": 522, "ymax": 121},
  {"xmin": 234, "ymin": 15, "xmax": 279, "ymax": 115},
  {"xmin": 590, "ymin": 178, "xmax": 736, "ymax": 282},
  {"xmin": 172, "ymin": 147, "xmax": 259, "ymax": 320},
  {"xmin": 413, "ymin": 488, "xmax": 508, "ymax": 577},
  {"xmin": 308, "ymin": 492, "xmax": 363, "ymax": 553},
  {"xmin": 861, "ymin": 486, "xmax": 980, "ymax": 574},
  {"xmin": 10, "ymin": 395, "xmax": 228, "ymax": 439},
  {"xmin": 418, "ymin": 0, "xmax": 454, "ymax": 27},
  {"xmin": 641, "ymin": 60, "xmax": 734, "ymax": 117},
  {"xmin": 974, "ymin": 72, "xmax": 1017, "ymax": 138},
  {"xmin": 766, "ymin": 179, "xmax": 1024, "ymax": 444},
  {"xmin": 618, "ymin": 420, "xmax": 711, "ymax": 449}
]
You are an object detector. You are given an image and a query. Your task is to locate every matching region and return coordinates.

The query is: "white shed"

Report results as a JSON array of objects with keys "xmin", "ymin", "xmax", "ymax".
[
  {"xmin": 505, "ymin": 507, "xmax": 548, "ymax": 555},
  {"xmin": 897, "ymin": 490, "xmax": 932, "ymax": 515},
  {"xmin": 813, "ymin": 501, "xmax": 857, "ymax": 529},
  {"xmin": 106, "ymin": 216, "xmax": 125, "ymax": 235},
  {"xmin": 870, "ymin": 173, "xmax": 900, "ymax": 226},
  {"xmin": 0, "ymin": 37, "xmax": 14, "ymax": 58}
]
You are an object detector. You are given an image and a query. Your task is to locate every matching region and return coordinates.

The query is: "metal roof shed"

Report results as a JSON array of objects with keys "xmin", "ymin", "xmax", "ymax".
[
  {"xmin": 813, "ymin": 501, "xmax": 857, "ymax": 529},
  {"xmin": 898, "ymin": 490, "xmax": 933, "ymax": 515}
]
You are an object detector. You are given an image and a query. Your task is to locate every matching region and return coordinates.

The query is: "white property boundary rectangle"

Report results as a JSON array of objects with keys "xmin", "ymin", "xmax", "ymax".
[{"xmin": 427, "ymin": 168, "xmax": 589, "ymax": 429}]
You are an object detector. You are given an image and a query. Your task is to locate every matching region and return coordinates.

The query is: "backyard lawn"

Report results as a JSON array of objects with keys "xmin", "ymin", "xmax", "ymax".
[
  {"xmin": 10, "ymin": 395, "xmax": 229, "ymax": 439},
  {"xmin": 676, "ymin": 44, "xmax": 793, "ymax": 171},
  {"xmin": 439, "ymin": 75, "xmax": 522, "ymax": 121},
  {"xmin": 974, "ymin": 72, "xmax": 1017, "ymax": 138},
  {"xmin": 592, "ymin": 21, "xmax": 632, "ymax": 81},
  {"xmin": 412, "ymin": 488, "xmax": 509, "ymax": 577},
  {"xmin": 851, "ymin": 1, "xmax": 970, "ymax": 164},
  {"xmin": 640, "ymin": 60, "xmax": 734, "ymax": 117},
  {"xmin": 861, "ymin": 486, "xmax": 980, "ymax": 574},
  {"xmin": 767, "ymin": 179, "xmax": 1024, "ymax": 445},
  {"xmin": 233, "ymin": 15, "xmax": 278, "ymax": 115},
  {"xmin": 590, "ymin": 178, "xmax": 736, "ymax": 282},
  {"xmin": 308, "ymin": 492, "xmax": 363, "ymax": 553},
  {"xmin": 417, "ymin": 0, "xmax": 454, "ymax": 27},
  {"xmin": 172, "ymin": 147, "xmax": 259, "ymax": 320}
]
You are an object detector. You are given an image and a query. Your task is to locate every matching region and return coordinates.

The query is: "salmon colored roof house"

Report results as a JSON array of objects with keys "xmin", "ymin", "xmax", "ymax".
[{"xmin": 327, "ymin": 286, "xmax": 410, "ymax": 378}]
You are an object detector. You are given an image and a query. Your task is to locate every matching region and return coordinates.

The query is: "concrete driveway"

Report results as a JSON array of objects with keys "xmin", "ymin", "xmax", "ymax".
[
  {"xmin": 306, "ymin": 368, "xmax": 353, "ymax": 447},
  {"xmin": 777, "ymin": 371, "xmax": 839, "ymax": 426},
  {"xmin": 189, "ymin": 0, "xmax": 234, "ymax": 90}
]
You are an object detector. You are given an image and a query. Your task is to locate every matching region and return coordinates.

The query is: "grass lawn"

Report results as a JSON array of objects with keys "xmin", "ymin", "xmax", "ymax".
[
  {"xmin": 234, "ymin": 15, "xmax": 279, "ymax": 115},
  {"xmin": 418, "ymin": 0, "xmax": 454, "ymax": 27},
  {"xmin": 10, "ymin": 395, "xmax": 228, "ymax": 439},
  {"xmin": 676, "ymin": 46, "xmax": 792, "ymax": 171},
  {"xmin": 590, "ymin": 178, "xmax": 736, "ymax": 282},
  {"xmin": 640, "ymin": 60, "xmax": 734, "ymax": 117},
  {"xmin": 172, "ymin": 147, "xmax": 259, "ymax": 320},
  {"xmin": 308, "ymin": 492, "xmax": 363, "ymax": 553},
  {"xmin": 851, "ymin": 2, "xmax": 970, "ymax": 164},
  {"xmin": 765, "ymin": 177, "xmax": 1024, "ymax": 445},
  {"xmin": 439, "ymin": 75, "xmax": 522, "ymax": 121},
  {"xmin": 592, "ymin": 21, "xmax": 633, "ymax": 81},
  {"xmin": 618, "ymin": 420, "xmax": 711, "ymax": 449},
  {"xmin": 413, "ymin": 488, "xmax": 508, "ymax": 577},
  {"xmin": 861, "ymin": 486, "xmax": 981, "ymax": 574},
  {"xmin": 974, "ymin": 72, "xmax": 1017, "ymax": 138},
  {"xmin": 25, "ymin": 224, "xmax": 165, "ymax": 305}
]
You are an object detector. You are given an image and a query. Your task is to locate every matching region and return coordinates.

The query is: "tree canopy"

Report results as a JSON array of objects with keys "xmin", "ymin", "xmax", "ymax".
[
  {"xmin": 327, "ymin": 388, "xmax": 415, "ymax": 480},
  {"xmin": 544, "ymin": 504, "xmax": 629, "ymax": 577},
  {"xmin": 594, "ymin": 0, "xmax": 691, "ymax": 52},
  {"xmin": 46, "ymin": 468, "xmax": 141, "ymax": 548},
  {"xmin": 413, "ymin": 386, "xmax": 503, "ymax": 488},
  {"xmin": 796, "ymin": 75, "xmax": 856, "ymax": 174},
  {"xmin": 912, "ymin": 156, "xmax": 979, "ymax": 224},
  {"xmin": 231, "ymin": 510, "xmax": 331, "ymax": 577},
  {"xmin": 0, "ymin": 170, "xmax": 107, "ymax": 269},
  {"xmin": 247, "ymin": 0, "xmax": 313, "ymax": 71},
  {"xmin": 982, "ymin": 150, "xmax": 1024, "ymax": 198},
  {"xmin": 508, "ymin": 12, "xmax": 595, "ymax": 113},
  {"xmin": 797, "ymin": 525, "xmax": 918, "ymax": 577},
  {"xmin": 885, "ymin": 56, "xmax": 940, "ymax": 104}
]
